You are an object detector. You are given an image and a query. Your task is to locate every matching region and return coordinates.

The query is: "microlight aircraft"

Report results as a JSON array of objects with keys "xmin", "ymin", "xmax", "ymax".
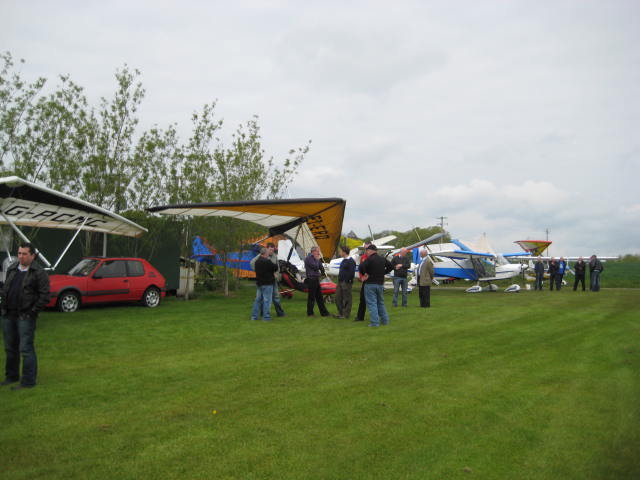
[
  {"xmin": 417, "ymin": 238, "xmax": 530, "ymax": 293},
  {"xmin": 148, "ymin": 198, "xmax": 347, "ymax": 298},
  {"xmin": 0, "ymin": 176, "xmax": 146, "ymax": 278}
]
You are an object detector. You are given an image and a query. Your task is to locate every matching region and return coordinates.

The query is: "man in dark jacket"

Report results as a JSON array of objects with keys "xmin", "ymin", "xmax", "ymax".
[
  {"xmin": 390, "ymin": 248, "xmax": 411, "ymax": 307},
  {"xmin": 589, "ymin": 255, "xmax": 604, "ymax": 292},
  {"xmin": 573, "ymin": 257, "xmax": 586, "ymax": 291},
  {"xmin": 353, "ymin": 242, "xmax": 371, "ymax": 322},
  {"xmin": 358, "ymin": 244, "xmax": 393, "ymax": 327},
  {"xmin": 251, "ymin": 247, "xmax": 279, "ymax": 321},
  {"xmin": 1, "ymin": 242, "xmax": 50, "ymax": 390},
  {"xmin": 548, "ymin": 258, "xmax": 559, "ymax": 291},
  {"xmin": 534, "ymin": 257, "xmax": 545, "ymax": 291},
  {"xmin": 334, "ymin": 245, "xmax": 356, "ymax": 319},
  {"xmin": 304, "ymin": 246, "xmax": 329, "ymax": 317}
]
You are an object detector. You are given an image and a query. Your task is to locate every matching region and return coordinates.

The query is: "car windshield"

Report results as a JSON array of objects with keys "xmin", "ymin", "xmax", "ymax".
[{"xmin": 68, "ymin": 259, "xmax": 100, "ymax": 276}]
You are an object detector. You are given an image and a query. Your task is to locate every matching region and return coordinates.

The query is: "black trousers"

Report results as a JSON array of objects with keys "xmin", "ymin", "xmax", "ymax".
[
  {"xmin": 356, "ymin": 284, "xmax": 367, "ymax": 320},
  {"xmin": 573, "ymin": 274, "xmax": 585, "ymax": 291},
  {"xmin": 419, "ymin": 286, "xmax": 431, "ymax": 307},
  {"xmin": 306, "ymin": 277, "xmax": 329, "ymax": 316}
]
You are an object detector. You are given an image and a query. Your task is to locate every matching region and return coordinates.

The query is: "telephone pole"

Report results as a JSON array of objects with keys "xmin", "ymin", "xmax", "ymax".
[{"xmin": 436, "ymin": 216, "xmax": 448, "ymax": 243}]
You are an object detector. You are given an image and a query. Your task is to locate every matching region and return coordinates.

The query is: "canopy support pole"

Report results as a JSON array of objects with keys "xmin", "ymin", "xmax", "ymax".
[{"xmin": 0, "ymin": 211, "xmax": 52, "ymax": 268}]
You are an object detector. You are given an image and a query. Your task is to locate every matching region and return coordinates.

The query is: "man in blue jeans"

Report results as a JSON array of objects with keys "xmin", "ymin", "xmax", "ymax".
[
  {"xmin": 391, "ymin": 248, "xmax": 411, "ymax": 307},
  {"xmin": 358, "ymin": 244, "xmax": 393, "ymax": 327},
  {"xmin": 251, "ymin": 247, "xmax": 278, "ymax": 321},
  {"xmin": 1, "ymin": 242, "xmax": 50, "ymax": 390}
]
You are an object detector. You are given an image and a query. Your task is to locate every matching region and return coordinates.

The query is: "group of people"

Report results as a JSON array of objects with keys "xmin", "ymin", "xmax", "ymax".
[
  {"xmin": 250, "ymin": 243, "xmax": 435, "ymax": 328},
  {"xmin": 533, "ymin": 255, "xmax": 605, "ymax": 292}
]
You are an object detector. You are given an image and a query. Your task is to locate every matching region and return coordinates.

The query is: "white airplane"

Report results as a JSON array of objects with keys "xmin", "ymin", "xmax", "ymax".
[
  {"xmin": 412, "ymin": 238, "xmax": 530, "ymax": 293},
  {"xmin": 324, "ymin": 234, "xmax": 397, "ymax": 278},
  {"xmin": 325, "ymin": 233, "xmax": 446, "ymax": 282}
]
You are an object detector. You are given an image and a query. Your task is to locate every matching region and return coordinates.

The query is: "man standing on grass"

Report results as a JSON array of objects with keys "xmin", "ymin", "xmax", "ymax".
[
  {"xmin": 534, "ymin": 257, "xmax": 545, "ymax": 291},
  {"xmin": 304, "ymin": 246, "xmax": 330, "ymax": 317},
  {"xmin": 391, "ymin": 248, "xmax": 411, "ymax": 307},
  {"xmin": 573, "ymin": 257, "xmax": 586, "ymax": 291},
  {"xmin": 417, "ymin": 248, "xmax": 435, "ymax": 308},
  {"xmin": 549, "ymin": 258, "xmax": 559, "ymax": 291},
  {"xmin": 250, "ymin": 247, "xmax": 278, "ymax": 321},
  {"xmin": 250, "ymin": 242, "xmax": 285, "ymax": 317},
  {"xmin": 334, "ymin": 245, "xmax": 356, "ymax": 319},
  {"xmin": 359, "ymin": 244, "xmax": 393, "ymax": 327},
  {"xmin": 353, "ymin": 241, "xmax": 372, "ymax": 322},
  {"xmin": 1, "ymin": 242, "xmax": 50, "ymax": 390},
  {"xmin": 589, "ymin": 255, "xmax": 604, "ymax": 292}
]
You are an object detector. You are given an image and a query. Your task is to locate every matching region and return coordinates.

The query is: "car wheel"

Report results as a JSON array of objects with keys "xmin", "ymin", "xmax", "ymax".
[
  {"xmin": 57, "ymin": 291, "xmax": 80, "ymax": 313},
  {"xmin": 142, "ymin": 287, "xmax": 161, "ymax": 308}
]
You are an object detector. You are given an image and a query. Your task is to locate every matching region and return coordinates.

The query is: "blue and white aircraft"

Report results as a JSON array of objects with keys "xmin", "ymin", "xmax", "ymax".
[{"xmin": 414, "ymin": 239, "xmax": 530, "ymax": 293}]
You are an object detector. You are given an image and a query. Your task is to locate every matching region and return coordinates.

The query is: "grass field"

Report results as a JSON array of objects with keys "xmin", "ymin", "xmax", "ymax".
[{"xmin": 1, "ymin": 284, "xmax": 638, "ymax": 480}]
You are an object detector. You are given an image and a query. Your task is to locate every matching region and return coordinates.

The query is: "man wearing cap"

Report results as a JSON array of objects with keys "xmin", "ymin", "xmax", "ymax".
[{"xmin": 358, "ymin": 244, "xmax": 393, "ymax": 327}]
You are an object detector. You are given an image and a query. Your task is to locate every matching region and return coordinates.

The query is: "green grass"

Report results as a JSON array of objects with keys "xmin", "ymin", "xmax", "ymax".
[{"xmin": 1, "ymin": 285, "xmax": 639, "ymax": 480}]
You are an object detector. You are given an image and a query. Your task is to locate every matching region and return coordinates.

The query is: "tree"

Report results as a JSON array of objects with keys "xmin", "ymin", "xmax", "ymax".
[{"xmin": 0, "ymin": 51, "xmax": 47, "ymax": 171}]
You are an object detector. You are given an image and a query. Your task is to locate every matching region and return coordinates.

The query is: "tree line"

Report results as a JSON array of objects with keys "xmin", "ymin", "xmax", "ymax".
[{"xmin": 1, "ymin": 52, "xmax": 311, "ymax": 293}]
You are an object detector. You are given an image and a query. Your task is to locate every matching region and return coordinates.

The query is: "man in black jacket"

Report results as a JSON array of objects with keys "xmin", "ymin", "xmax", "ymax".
[
  {"xmin": 251, "ymin": 247, "xmax": 279, "ymax": 321},
  {"xmin": 1, "ymin": 242, "xmax": 50, "ymax": 390},
  {"xmin": 573, "ymin": 257, "xmax": 586, "ymax": 291},
  {"xmin": 358, "ymin": 244, "xmax": 393, "ymax": 327},
  {"xmin": 390, "ymin": 248, "xmax": 411, "ymax": 307},
  {"xmin": 334, "ymin": 245, "xmax": 356, "ymax": 319}
]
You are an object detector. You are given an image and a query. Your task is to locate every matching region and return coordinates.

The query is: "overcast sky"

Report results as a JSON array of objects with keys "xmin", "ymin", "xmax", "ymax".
[{"xmin": 4, "ymin": 0, "xmax": 639, "ymax": 255}]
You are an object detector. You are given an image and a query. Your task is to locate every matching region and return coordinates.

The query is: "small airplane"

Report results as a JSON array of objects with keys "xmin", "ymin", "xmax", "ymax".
[
  {"xmin": 324, "ymin": 234, "xmax": 398, "ymax": 278},
  {"xmin": 413, "ymin": 238, "xmax": 530, "ymax": 293},
  {"xmin": 324, "ymin": 232, "xmax": 446, "ymax": 281}
]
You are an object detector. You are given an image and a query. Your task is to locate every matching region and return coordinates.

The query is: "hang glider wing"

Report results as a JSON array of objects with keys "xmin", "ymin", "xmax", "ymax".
[
  {"xmin": 148, "ymin": 198, "xmax": 346, "ymax": 260},
  {"xmin": 0, "ymin": 176, "xmax": 146, "ymax": 237},
  {"xmin": 514, "ymin": 240, "xmax": 552, "ymax": 256}
]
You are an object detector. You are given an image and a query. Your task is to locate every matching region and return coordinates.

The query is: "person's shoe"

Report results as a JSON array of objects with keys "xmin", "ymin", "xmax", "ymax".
[
  {"xmin": 262, "ymin": 318, "xmax": 272, "ymax": 322},
  {"xmin": 353, "ymin": 318, "xmax": 364, "ymax": 322},
  {"xmin": 277, "ymin": 313, "xmax": 286, "ymax": 317},
  {"xmin": 367, "ymin": 324, "xmax": 379, "ymax": 327},
  {"xmin": 11, "ymin": 384, "xmax": 35, "ymax": 391},
  {"xmin": 1, "ymin": 379, "xmax": 18, "ymax": 386}
]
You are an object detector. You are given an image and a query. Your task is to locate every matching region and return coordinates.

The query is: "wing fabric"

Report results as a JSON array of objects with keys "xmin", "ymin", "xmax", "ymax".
[
  {"xmin": 148, "ymin": 198, "xmax": 346, "ymax": 260},
  {"xmin": 0, "ymin": 176, "xmax": 146, "ymax": 237}
]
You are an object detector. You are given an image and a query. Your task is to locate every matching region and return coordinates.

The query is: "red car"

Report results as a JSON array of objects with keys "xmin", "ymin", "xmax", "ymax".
[{"xmin": 47, "ymin": 257, "xmax": 167, "ymax": 313}]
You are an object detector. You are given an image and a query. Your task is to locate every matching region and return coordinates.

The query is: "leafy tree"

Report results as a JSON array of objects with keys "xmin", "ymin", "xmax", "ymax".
[{"xmin": 0, "ymin": 51, "xmax": 46, "ymax": 171}]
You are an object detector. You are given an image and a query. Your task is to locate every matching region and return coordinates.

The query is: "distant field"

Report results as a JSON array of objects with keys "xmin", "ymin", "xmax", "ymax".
[
  {"xmin": 1, "ymin": 285, "xmax": 638, "ymax": 480},
  {"xmin": 597, "ymin": 261, "xmax": 640, "ymax": 288}
]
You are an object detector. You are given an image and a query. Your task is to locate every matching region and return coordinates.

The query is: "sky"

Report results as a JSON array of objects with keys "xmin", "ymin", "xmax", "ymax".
[{"xmin": 3, "ymin": 0, "xmax": 639, "ymax": 256}]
